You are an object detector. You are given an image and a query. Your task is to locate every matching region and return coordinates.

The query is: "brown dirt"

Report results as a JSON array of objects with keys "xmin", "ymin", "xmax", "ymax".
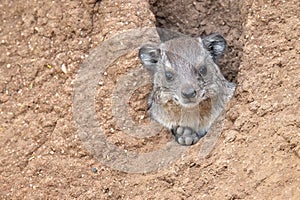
[{"xmin": 1, "ymin": 0, "xmax": 299, "ymax": 199}]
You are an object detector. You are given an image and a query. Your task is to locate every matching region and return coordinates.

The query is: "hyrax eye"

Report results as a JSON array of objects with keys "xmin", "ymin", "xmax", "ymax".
[
  {"xmin": 198, "ymin": 65, "xmax": 207, "ymax": 76},
  {"xmin": 165, "ymin": 71, "xmax": 174, "ymax": 81}
]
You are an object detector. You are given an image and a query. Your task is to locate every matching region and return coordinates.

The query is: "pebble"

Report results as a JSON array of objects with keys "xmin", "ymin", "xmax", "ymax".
[
  {"xmin": 92, "ymin": 167, "xmax": 98, "ymax": 173},
  {"xmin": 61, "ymin": 64, "xmax": 67, "ymax": 74},
  {"xmin": 98, "ymin": 81, "xmax": 104, "ymax": 86},
  {"xmin": 224, "ymin": 130, "xmax": 238, "ymax": 143}
]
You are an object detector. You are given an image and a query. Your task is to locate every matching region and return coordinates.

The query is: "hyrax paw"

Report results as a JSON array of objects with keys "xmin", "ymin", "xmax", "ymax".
[{"xmin": 172, "ymin": 126, "xmax": 207, "ymax": 146}]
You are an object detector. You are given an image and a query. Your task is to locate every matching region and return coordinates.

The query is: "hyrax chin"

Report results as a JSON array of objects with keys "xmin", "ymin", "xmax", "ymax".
[{"xmin": 138, "ymin": 33, "xmax": 236, "ymax": 146}]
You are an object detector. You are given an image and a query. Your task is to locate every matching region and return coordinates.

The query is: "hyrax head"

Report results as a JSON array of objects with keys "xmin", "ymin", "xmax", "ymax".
[{"xmin": 139, "ymin": 34, "xmax": 226, "ymax": 107}]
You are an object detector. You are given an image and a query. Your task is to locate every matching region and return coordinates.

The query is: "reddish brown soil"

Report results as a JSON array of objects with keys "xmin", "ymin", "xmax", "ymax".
[{"xmin": 1, "ymin": 0, "xmax": 299, "ymax": 199}]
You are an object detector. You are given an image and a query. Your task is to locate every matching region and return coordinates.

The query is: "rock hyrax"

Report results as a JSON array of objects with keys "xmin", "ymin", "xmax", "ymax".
[{"xmin": 138, "ymin": 33, "xmax": 236, "ymax": 146}]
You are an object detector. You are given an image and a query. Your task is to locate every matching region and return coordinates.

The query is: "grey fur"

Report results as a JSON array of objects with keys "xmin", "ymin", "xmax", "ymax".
[{"xmin": 139, "ymin": 34, "xmax": 235, "ymax": 146}]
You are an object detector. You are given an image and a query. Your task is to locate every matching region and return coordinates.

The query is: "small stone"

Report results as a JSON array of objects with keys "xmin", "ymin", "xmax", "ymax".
[
  {"xmin": 61, "ymin": 64, "xmax": 67, "ymax": 74},
  {"xmin": 98, "ymin": 81, "xmax": 104, "ymax": 86},
  {"xmin": 92, "ymin": 167, "xmax": 98, "ymax": 173},
  {"xmin": 249, "ymin": 101, "xmax": 260, "ymax": 112},
  {"xmin": 189, "ymin": 162, "xmax": 196, "ymax": 167},
  {"xmin": 224, "ymin": 130, "xmax": 238, "ymax": 143}
]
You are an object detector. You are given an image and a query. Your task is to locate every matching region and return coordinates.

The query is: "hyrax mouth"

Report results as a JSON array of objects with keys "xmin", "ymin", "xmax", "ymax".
[
  {"xmin": 181, "ymin": 101, "xmax": 199, "ymax": 108},
  {"xmin": 173, "ymin": 97, "xmax": 199, "ymax": 108}
]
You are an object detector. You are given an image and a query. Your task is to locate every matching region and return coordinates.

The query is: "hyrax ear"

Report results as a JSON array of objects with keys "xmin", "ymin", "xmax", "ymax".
[
  {"xmin": 202, "ymin": 33, "xmax": 227, "ymax": 60},
  {"xmin": 138, "ymin": 44, "xmax": 161, "ymax": 71}
]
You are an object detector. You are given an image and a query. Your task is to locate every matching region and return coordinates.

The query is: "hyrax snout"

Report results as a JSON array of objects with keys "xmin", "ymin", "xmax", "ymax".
[{"xmin": 138, "ymin": 33, "xmax": 235, "ymax": 146}]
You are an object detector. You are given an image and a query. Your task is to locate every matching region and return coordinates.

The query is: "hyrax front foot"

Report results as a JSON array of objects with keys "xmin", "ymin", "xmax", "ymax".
[{"xmin": 172, "ymin": 126, "xmax": 207, "ymax": 146}]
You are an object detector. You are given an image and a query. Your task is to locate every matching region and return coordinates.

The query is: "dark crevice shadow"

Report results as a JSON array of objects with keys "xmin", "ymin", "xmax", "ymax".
[{"xmin": 149, "ymin": 0, "xmax": 248, "ymax": 83}]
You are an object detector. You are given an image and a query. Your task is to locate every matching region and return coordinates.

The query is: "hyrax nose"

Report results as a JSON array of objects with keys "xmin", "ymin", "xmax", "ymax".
[{"xmin": 181, "ymin": 86, "xmax": 196, "ymax": 99}]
